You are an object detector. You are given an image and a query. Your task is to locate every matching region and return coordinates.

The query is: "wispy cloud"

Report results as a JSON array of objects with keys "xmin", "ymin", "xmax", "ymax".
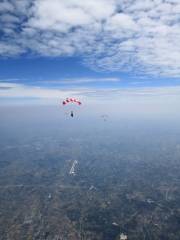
[
  {"xmin": 0, "ymin": 78, "xmax": 23, "ymax": 82},
  {"xmin": 41, "ymin": 77, "xmax": 121, "ymax": 85},
  {"xmin": 1, "ymin": 81, "xmax": 180, "ymax": 101},
  {"xmin": 0, "ymin": 82, "xmax": 82, "ymax": 100},
  {"xmin": 1, "ymin": 0, "xmax": 180, "ymax": 77}
]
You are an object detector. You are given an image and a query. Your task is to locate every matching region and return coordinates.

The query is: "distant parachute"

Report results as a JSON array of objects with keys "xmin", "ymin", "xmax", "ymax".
[
  {"xmin": 62, "ymin": 98, "xmax": 82, "ymax": 106},
  {"xmin": 62, "ymin": 98, "xmax": 82, "ymax": 117},
  {"xmin": 101, "ymin": 114, "xmax": 108, "ymax": 122}
]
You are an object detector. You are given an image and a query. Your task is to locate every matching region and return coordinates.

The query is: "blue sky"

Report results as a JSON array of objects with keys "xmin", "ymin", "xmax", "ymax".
[
  {"xmin": 0, "ymin": 0, "xmax": 180, "ymax": 104},
  {"xmin": 1, "ymin": 57, "xmax": 180, "ymax": 88}
]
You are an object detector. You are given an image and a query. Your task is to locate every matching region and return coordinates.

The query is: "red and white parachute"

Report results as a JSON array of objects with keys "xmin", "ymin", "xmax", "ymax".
[
  {"xmin": 62, "ymin": 98, "xmax": 82, "ymax": 106},
  {"xmin": 62, "ymin": 98, "xmax": 82, "ymax": 117}
]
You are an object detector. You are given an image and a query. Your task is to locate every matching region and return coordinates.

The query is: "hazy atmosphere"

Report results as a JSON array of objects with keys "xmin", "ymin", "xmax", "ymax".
[{"xmin": 1, "ymin": 1, "xmax": 180, "ymax": 240}]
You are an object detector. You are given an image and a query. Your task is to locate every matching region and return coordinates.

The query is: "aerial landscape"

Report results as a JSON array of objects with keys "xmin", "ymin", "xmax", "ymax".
[
  {"xmin": 1, "ymin": 109, "xmax": 180, "ymax": 239},
  {"xmin": 1, "ymin": 0, "xmax": 180, "ymax": 239}
]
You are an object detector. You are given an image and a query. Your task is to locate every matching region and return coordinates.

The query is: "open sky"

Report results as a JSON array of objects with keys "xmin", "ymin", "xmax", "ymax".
[{"xmin": 0, "ymin": 0, "xmax": 180, "ymax": 110}]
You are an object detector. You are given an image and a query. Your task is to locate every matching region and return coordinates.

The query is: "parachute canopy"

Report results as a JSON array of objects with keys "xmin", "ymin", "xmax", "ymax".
[
  {"xmin": 62, "ymin": 98, "xmax": 82, "ymax": 117},
  {"xmin": 62, "ymin": 98, "xmax": 82, "ymax": 106},
  {"xmin": 101, "ymin": 114, "xmax": 108, "ymax": 121}
]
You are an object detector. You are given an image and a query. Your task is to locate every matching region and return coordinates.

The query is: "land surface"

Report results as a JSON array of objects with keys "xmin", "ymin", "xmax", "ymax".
[{"xmin": 0, "ymin": 106, "xmax": 180, "ymax": 240}]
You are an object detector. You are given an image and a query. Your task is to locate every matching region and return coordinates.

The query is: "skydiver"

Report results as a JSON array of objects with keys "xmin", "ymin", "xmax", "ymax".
[{"xmin": 70, "ymin": 111, "xmax": 74, "ymax": 117}]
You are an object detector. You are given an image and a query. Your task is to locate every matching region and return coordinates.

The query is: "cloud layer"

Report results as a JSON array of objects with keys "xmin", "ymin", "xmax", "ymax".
[
  {"xmin": 1, "ymin": 81, "xmax": 180, "ymax": 99},
  {"xmin": 1, "ymin": 0, "xmax": 180, "ymax": 77}
]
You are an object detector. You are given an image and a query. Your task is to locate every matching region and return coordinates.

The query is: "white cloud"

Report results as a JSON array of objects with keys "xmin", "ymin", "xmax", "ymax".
[
  {"xmin": 41, "ymin": 77, "xmax": 121, "ymax": 84},
  {"xmin": 1, "ymin": 81, "xmax": 180, "ymax": 99},
  {"xmin": 106, "ymin": 13, "xmax": 138, "ymax": 32},
  {"xmin": 0, "ymin": 14, "xmax": 20, "ymax": 23},
  {"xmin": 0, "ymin": 1, "xmax": 14, "ymax": 12},
  {"xmin": 0, "ymin": 42, "xmax": 24, "ymax": 56},
  {"xmin": 0, "ymin": 82, "xmax": 79, "ymax": 99},
  {"xmin": 1, "ymin": 0, "xmax": 180, "ymax": 77}
]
